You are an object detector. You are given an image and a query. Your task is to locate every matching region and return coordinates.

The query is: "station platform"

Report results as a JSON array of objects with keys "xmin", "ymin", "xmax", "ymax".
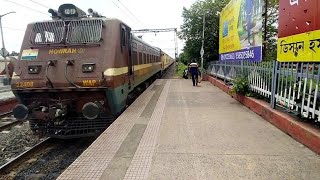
[
  {"xmin": 0, "ymin": 83, "xmax": 13, "ymax": 100},
  {"xmin": 0, "ymin": 85, "xmax": 11, "ymax": 93},
  {"xmin": 0, "ymin": 90, "xmax": 14, "ymax": 102},
  {"xmin": 58, "ymin": 79, "xmax": 320, "ymax": 180}
]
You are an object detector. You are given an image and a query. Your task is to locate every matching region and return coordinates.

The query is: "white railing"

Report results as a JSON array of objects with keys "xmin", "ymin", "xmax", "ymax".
[{"xmin": 207, "ymin": 61, "xmax": 320, "ymax": 121}]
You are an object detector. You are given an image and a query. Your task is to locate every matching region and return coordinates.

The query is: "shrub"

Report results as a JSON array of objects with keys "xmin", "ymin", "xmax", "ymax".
[{"xmin": 230, "ymin": 76, "xmax": 250, "ymax": 95}]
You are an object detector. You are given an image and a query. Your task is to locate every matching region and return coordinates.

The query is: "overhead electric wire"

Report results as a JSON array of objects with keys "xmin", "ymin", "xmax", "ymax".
[
  {"xmin": 3, "ymin": 0, "xmax": 49, "ymax": 17},
  {"xmin": 111, "ymin": 0, "xmax": 139, "ymax": 26},
  {"xmin": 27, "ymin": 0, "xmax": 50, "ymax": 9},
  {"xmin": 116, "ymin": 0, "xmax": 144, "ymax": 26},
  {"xmin": 3, "ymin": 26, "xmax": 25, "ymax": 31}
]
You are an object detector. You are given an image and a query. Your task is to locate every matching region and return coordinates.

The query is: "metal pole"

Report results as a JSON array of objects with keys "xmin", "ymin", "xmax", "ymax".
[
  {"xmin": 0, "ymin": 12, "xmax": 15, "ymax": 85},
  {"xmin": 174, "ymin": 28, "xmax": 178, "ymax": 61},
  {"xmin": 270, "ymin": 60, "xmax": 278, "ymax": 108},
  {"xmin": 0, "ymin": 17, "xmax": 10, "ymax": 84},
  {"xmin": 201, "ymin": 14, "xmax": 205, "ymax": 70}
]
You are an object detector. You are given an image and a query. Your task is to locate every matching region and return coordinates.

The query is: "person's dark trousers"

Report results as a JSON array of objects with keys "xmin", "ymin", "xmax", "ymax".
[{"xmin": 191, "ymin": 73, "xmax": 198, "ymax": 86}]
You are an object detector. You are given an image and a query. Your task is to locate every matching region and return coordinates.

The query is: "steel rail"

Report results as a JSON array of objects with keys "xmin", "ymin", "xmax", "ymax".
[
  {"xmin": 0, "ymin": 119, "xmax": 23, "ymax": 132},
  {"xmin": 0, "ymin": 137, "xmax": 54, "ymax": 174},
  {"xmin": 0, "ymin": 111, "xmax": 12, "ymax": 119}
]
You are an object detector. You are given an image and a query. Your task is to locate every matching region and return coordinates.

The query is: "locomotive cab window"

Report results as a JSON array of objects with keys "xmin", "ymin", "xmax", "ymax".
[
  {"xmin": 121, "ymin": 27, "xmax": 126, "ymax": 47},
  {"xmin": 34, "ymin": 31, "xmax": 55, "ymax": 43},
  {"xmin": 30, "ymin": 20, "xmax": 103, "ymax": 45},
  {"xmin": 67, "ymin": 19, "xmax": 103, "ymax": 44},
  {"xmin": 30, "ymin": 21, "xmax": 65, "ymax": 44}
]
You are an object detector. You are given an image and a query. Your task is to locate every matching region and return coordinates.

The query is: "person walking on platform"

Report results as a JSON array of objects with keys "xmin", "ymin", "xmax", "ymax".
[{"xmin": 188, "ymin": 60, "xmax": 200, "ymax": 86}]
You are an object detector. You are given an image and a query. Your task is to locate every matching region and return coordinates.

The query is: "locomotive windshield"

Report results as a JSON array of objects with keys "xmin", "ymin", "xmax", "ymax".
[
  {"xmin": 29, "ymin": 19, "xmax": 103, "ymax": 45},
  {"xmin": 30, "ymin": 21, "xmax": 65, "ymax": 44},
  {"xmin": 67, "ymin": 19, "xmax": 103, "ymax": 43}
]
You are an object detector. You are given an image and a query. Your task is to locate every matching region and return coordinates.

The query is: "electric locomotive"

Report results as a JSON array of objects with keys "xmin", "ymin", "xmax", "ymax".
[{"xmin": 11, "ymin": 4, "xmax": 173, "ymax": 138}]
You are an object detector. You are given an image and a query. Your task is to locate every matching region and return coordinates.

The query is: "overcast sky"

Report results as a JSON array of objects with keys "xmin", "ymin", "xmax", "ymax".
[{"xmin": 0, "ymin": 0, "xmax": 197, "ymax": 58}]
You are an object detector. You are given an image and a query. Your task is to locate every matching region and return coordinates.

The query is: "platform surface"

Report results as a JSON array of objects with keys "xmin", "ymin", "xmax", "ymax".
[
  {"xmin": 0, "ymin": 90, "xmax": 14, "ymax": 101},
  {"xmin": 58, "ymin": 79, "xmax": 320, "ymax": 180}
]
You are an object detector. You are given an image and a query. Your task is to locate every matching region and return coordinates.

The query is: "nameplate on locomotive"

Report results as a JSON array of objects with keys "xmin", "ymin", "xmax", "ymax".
[{"xmin": 48, "ymin": 48, "xmax": 85, "ymax": 55}]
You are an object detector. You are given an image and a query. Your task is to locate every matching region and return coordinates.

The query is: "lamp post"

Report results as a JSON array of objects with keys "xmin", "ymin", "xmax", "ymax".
[
  {"xmin": 200, "ymin": 14, "xmax": 205, "ymax": 70},
  {"xmin": 200, "ymin": 0, "xmax": 218, "ymax": 70},
  {"xmin": 0, "ymin": 11, "xmax": 16, "ymax": 85}
]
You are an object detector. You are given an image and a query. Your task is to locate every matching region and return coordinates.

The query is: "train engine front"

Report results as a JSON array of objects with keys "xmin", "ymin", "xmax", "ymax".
[{"xmin": 11, "ymin": 4, "xmax": 131, "ymax": 138}]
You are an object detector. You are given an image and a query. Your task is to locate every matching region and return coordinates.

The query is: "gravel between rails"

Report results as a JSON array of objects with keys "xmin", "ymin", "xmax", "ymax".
[
  {"xmin": 0, "ymin": 137, "xmax": 95, "ymax": 180},
  {"xmin": 0, "ymin": 122, "xmax": 43, "ymax": 167},
  {"xmin": 16, "ymin": 138, "xmax": 95, "ymax": 180}
]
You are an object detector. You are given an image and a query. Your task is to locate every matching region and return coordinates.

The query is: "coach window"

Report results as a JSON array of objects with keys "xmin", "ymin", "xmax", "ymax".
[
  {"xmin": 133, "ymin": 51, "xmax": 138, "ymax": 65},
  {"xmin": 143, "ymin": 53, "xmax": 146, "ymax": 64},
  {"xmin": 145, "ymin": 53, "xmax": 148, "ymax": 64},
  {"xmin": 146, "ymin": 53, "xmax": 148, "ymax": 64},
  {"xmin": 139, "ymin": 52, "xmax": 142, "ymax": 64}
]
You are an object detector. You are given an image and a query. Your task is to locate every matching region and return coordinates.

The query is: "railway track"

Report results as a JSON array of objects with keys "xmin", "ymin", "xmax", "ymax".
[
  {"xmin": 0, "ymin": 137, "xmax": 95, "ymax": 179},
  {"xmin": 0, "ymin": 111, "xmax": 12, "ymax": 119},
  {"xmin": 0, "ymin": 111, "xmax": 25, "ymax": 132},
  {"xmin": 0, "ymin": 98, "xmax": 21, "ymax": 133},
  {"xmin": 0, "ymin": 137, "xmax": 53, "ymax": 175}
]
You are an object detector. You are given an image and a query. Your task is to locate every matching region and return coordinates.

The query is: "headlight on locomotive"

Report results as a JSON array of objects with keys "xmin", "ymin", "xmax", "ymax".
[
  {"xmin": 82, "ymin": 63, "xmax": 96, "ymax": 73},
  {"xmin": 28, "ymin": 65, "xmax": 42, "ymax": 74}
]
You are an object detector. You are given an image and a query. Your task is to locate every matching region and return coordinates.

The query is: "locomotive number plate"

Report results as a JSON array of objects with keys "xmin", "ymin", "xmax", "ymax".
[{"xmin": 16, "ymin": 81, "xmax": 34, "ymax": 88}]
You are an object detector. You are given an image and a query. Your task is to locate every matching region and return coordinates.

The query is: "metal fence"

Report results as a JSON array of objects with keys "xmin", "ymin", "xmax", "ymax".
[{"xmin": 207, "ymin": 61, "xmax": 320, "ymax": 121}]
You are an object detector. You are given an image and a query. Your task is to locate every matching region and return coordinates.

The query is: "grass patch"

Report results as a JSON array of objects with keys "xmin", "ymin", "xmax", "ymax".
[{"xmin": 176, "ymin": 62, "xmax": 188, "ymax": 78}]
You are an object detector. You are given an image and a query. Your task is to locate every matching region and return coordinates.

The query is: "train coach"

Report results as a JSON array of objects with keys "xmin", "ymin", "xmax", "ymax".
[
  {"xmin": 161, "ymin": 51, "xmax": 175, "ymax": 72},
  {"xmin": 11, "ymin": 4, "xmax": 174, "ymax": 138}
]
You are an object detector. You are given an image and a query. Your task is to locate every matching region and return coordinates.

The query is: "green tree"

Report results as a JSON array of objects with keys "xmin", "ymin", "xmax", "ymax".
[
  {"xmin": 263, "ymin": 0, "xmax": 279, "ymax": 61},
  {"xmin": 178, "ymin": 51, "xmax": 189, "ymax": 65},
  {"xmin": 179, "ymin": 0, "xmax": 228, "ymax": 68}
]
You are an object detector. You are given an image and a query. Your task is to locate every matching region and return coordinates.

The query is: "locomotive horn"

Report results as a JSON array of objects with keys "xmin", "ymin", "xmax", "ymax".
[
  {"xmin": 48, "ymin": 9, "xmax": 61, "ymax": 19},
  {"xmin": 13, "ymin": 104, "xmax": 29, "ymax": 120},
  {"xmin": 82, "ymin": 102, "xmax": 101, "ymax": 120},
  {"xmin": 88, "ymin": 8, "xmax": 102, "ymax": 17}
]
